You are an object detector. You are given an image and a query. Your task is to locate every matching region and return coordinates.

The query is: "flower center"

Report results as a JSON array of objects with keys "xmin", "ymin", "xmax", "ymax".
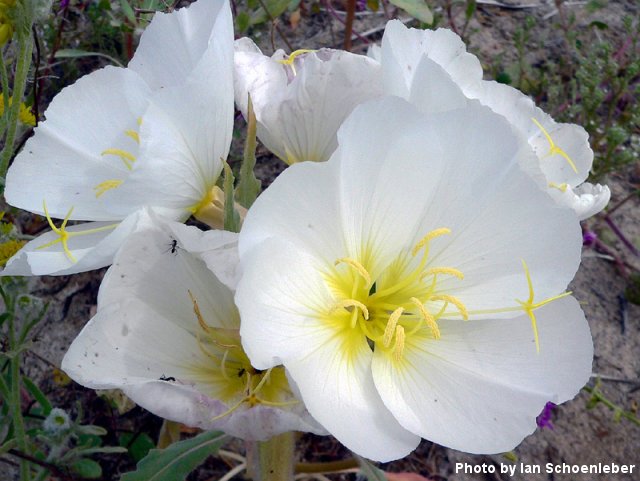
[{"xmin": 326, "ymin": 228, "xmax": 467, "ymax": 362}]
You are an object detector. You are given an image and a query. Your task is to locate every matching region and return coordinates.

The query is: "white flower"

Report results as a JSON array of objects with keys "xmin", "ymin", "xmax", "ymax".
[
  {"xmin": 2, "ymin": 0, "xmax": 234, "ymax": 276},
  {"xmin": 61, "ymin": 209, "xmax": 324, "ymax": 440},
  {"xmin": 234, "ymin": 38, "xmax": 383, "ymax": 164},
  {"xmin": 235, "ymin": 98, "xmax": 593, "ymax": 461},
  {"xmin": 379, "ymin": 20, "xmax": 610, "ymax": 219}
]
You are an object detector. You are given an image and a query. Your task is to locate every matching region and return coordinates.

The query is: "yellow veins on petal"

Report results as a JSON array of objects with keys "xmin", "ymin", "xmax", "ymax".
[
  {"xmin": 335, "ymin": 257, "xmax": 372, "ymax": 288},
  {"xmin": 531, "ymin": 117, "xmax": 578, "ymax": 173},
  {"xmin": 516, "ymin": 259, "xmax": 572, "ymax": 353},
  {"xmin": 277, "ymin": 49, "xmax": 315, "ymax": 75},
  {"xmin": 93, "ymin": 179, "xmax": 123, "ymax": 198},
  {"xmin": 431, "ymin": 294, "xmax": 468, "ymax": 321},
  {"xmin": 101, "ymin": 148, "xmax": 136, "ymax": 170},
  {"xmin": 36, "ymin": 201, "xmax": 118, "ymax": 263},
  {"xmin": 548, "ymin": 182, "xmax": 569, "ymax": 193}
]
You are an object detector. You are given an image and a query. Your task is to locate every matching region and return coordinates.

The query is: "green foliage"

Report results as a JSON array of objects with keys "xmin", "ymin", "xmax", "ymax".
[
  {"xmin": 388, "ymin": 0, "xmax": 433, "ymax": 25},
  {"xmin": 355, "ymin": 454, "xmax": 387, "ymax": 481},
  {"xmin": 119, "ymin": 432, "xmax": 155, "ymax": 463},
  {"xmin": 584, "ymin": 380, "xmax": 640, "ymax": 427},
  {"xmin": 120, "ymin": 430, "xmax": 227, "ymax": 481}
]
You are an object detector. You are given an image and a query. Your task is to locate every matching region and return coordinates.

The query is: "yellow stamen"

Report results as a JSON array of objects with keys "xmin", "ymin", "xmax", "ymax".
[
  {"xmin": 516, "ymin": 259, "xmax": 572, "ymax": 353},
  {"xmin": 276, "ymin": 49, "xmax": 315, "ymax": 75},
  {"xmin": 332, "ymin": 298, "xmax": 369, "ymax": 320},
  {"xmin": 424, "ymin": 266, "xmax": 464, "ymax": 280},
  {"xmin": 409, "ymin": 297, "xmax": 440, "ymax": 339},
  {"xmin": 432, "ymin": 294, "xmax": 468, "ymax": 321},
  {"xmin": 548, "ymin": 182, "xmax": 568, "ymax": 193},
  {"xmin": 531, "ymin": 117, "xmax": 578, "ymax": 173},
  {"xmin": 412, "ymin": 228, "xmax": 451, "ymax": 256},
  {"xmin": 383, "ymin": 307, "xmax": 404, "ymax": 347},
  {"xmin": 393, "ymin": 325, "xmax": 405, "ymax": 362},
  {"xmin": 335, "ymin": 257, "xmax": 372, "ymax": 288},
  {"xmin": 93, "ymin": 179, "xmax": 123, "ymax": 198},
  {"xmin": 101, "ymin": 148, "xmax": 136, "ymax": 170},
  {"xmin": 124, "ymin": 129, "xmax": 140, "ymax": 144},
  {"xmin": 36, "ymin": 201, "xmax": 118, "ymax": 263}
]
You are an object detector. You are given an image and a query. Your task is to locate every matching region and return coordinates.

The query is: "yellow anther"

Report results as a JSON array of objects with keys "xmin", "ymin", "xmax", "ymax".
[
  {"xmin": 276, "ymin": 49, "xmax": 315, "ymax": 75},
  {"xmin": 36, "ymin": 200, "xmax": 118, "ymax": 263},
  {"xmin": 548, "ymin": 182, "xmax": 569, "ymax": 193},
  {"xmin": 189, "ymin": 290, "xmax": 211, "ymax": 334},
  {"xmin": 383, "ymin": 307, "xmax": 404, "ymax": 347},
  {"xmin": 516, "ymin": 259, "xmax": 572, "ymax": 353},
  {"xmin": 101, "ymin": 148, "xmax": 136, "ymax": 170},
  {"xmin": 531, "ymin": 117, "xmax": 578, "ymax": 174},
  {"xmin": 393, "ymin": 325, "xmax": 405, "ymax": 362},
  {"xmin": 412, "ymin": 228, "xmax": 452, "ymax": 256},
  {"xmin": 335, "ymin": 257, "xmax": 372, "ymax": 287},
  {"xmin": 137, "ymin": 117, "xmax": 143, "ymax": 126},
  {"xmin": 332, "ymin": 298, "xmax": 369, "ymax": 320},
  {"xmin": 409, "ymin": 297, "xmax": 440, "ymax": 339},
  {"xmin": 93, "ymin": 179, "xmax": 123, "ymax": 198},
  {"xmin": 431, "ymin": 294, "xmax": 468, "ymax": 321},
  {"xmin": 124, "ymin": 129, "xmax": 140, "ymax": 144},
  {"xmin": 424, "ymin": 266, "xmax": 464, "ymax": 280}
]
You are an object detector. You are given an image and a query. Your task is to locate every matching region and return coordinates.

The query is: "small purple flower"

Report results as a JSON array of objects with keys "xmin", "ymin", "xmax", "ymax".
[
  {"xmin": 60, "ymin": 0, "xmax": 70, "ymax": 9},
  {"xmin": 536, "ymin": 402, "xmax": 556, "ymax": 429},
  {"xmin": 582, "ymin": 230, "xmax": 597, "ymax": 247}
]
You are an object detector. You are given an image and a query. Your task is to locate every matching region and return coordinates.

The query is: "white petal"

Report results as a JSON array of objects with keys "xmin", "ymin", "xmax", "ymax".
[
  {"xmin": 269, "ymin": 51, "xmax": 383, "ymax": 163},
  {"xmin": 5, "ymin": 67, "xmax": 151, "ymax": 220},
  {"xmin": 406, "ymin": 56, "xmax": 469, "ymax": 113},
  {"xmin": 399, "ymin": 106, "xmax": 582, "ymax": 313},
  {"xmin": 381, "ymin": 21, "xmax": 483, "ymax": 99},
  {"xmin": 129, "ymin": 0, "xmax": 232, "ymax": 89},
  {"xmin": 371, "ymin": 296, "xmax": 592, "ymax": 453},
  {"xmin": 1, "ymin": 211, "xmax": 142, "ymax": 276},
  {"xmin": 285, "ymin": 327, "xmax": 420, "ymax": 461},
  {"xmin": 474, "ymin": 81, "xmax": 592, "ymax": 187},
  {"xmin": 98, "ymin": 211, "xmax": 239, "ymax": 331},
  {"xmin": 237, "ymin": 238, "xmax": 337, "ymax": 368},
  {"xmin": 548, "ymin": 182, "xmax": 611, "ymax": 220}
]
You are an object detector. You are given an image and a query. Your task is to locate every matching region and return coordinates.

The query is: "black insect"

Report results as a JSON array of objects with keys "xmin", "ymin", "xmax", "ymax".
[
  {"xmin": 165, "ymin": 238, "xmax": 180, "ymax": 255},
  {"xmin": 237, "ymin": 368, "xmax": 246, "ymax": 378},
  {"xmin": 159, "ymin": 375, "xmax": 176, "ymax": 382}
]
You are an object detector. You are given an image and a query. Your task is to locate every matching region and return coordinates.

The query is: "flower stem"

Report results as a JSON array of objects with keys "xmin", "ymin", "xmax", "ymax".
[
  {"xmin": 0, "ymin": 22, "xmax": 34, "ymax": 188},
  {"xmin": 246, "ymin": 432, "xmax": 296, "ymax": 481}
]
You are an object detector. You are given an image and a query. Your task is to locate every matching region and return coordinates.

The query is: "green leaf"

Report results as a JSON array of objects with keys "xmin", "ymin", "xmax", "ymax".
[
  {"xmin": 23, "ymin": 376, "xmax": 52, "ymax": 415},
  {"xmin": 236, "ymin": 11, "xmax": 250, "ymax": 33},
  {"xmin": 222, "ymin": 162, "xmax": 241, "ymax": 233},
  {"xmin": 367, "ymin": 0, "xmax": 380, "ymax": 11},
  {"xmin": 120, "ymin": 431, "xmax": 228, "ymax": 481},
  {"xmin": 120, "ymin": 432, "xmax": 155, "ymax": 462},
  {"xmin": 465, "ymin": 0, "xmax": 476, "ymax": 20},
  {"xmin": 55, "ymin": 49, "xmax": 125, "ymax": 67},
  {"xmin": 236, "ymin": 95, "xmax": 262, "ymax": 209},
  {"xmin": 70, "ymin": 458, "xmax": 103, "ymax": 479},
  {"xmin": 120, "ymin": 0, "xmax": 138, "ymax": 24},
  {"xmin": 250, "ymin": 0, "xmax": 291, "ymax": 25},
  {"xmin": 355, "ymin": 455, "xmax": 387, "ymax": 481},
  {"xmin": 388, "ymin": 0, "xmax": 433, "ymax": 24}
]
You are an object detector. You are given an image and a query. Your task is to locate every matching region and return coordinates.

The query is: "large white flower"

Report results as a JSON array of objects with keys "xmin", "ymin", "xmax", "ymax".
[
  {"xmin": 234, "ymin": 38, "xmax": 383, "ymax": 164},
  {"xmin": 61, "ymin": 209, "xmax": 325, "ymax": 440},
  {"xmin": 379, "ymin": 20, "xmax": 610, "ymax": 220},
  {"xmin": 235, "ymin": 97, "xmax": 593, "ymax": 461},
  {"xmin": 2, "ymin": 0, "xmax": 234, "ymax": 276}
]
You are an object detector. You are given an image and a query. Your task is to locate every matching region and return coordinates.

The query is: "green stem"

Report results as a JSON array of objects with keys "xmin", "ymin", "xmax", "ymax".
[
  {"xmin": 295, "ymin": 458, "xmax": 359, "ymax": 474},
  {"xmin": 6, "ymin": 291, "xmax": 30, "ymax": 481},
  {"xmin": 0, "ymin": 51, "xmax": 10, "ymax": 138},
  {"xmin": 246, "ymin": 432, "xmax": 296, "ymax": 481},
  {"xmin": 0, "ymin": 27, "xmax": 34, "ymax": 187}
]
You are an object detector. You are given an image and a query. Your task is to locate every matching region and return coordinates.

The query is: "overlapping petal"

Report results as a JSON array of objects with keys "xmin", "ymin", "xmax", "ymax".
[
  {"xmin": 3, "ymin": 0, "xmax": 234, "ymax": 276},
  {"xmin": 236, "ymin": 96, "xmax": 591, "ymax": 460},
  {"xmin": 62, "ymin": 210, "xmax": 324, "ymax": 440},
  {"xmin": 234, "ymin": 40, "xmax": 383, "ymax": 164}
]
